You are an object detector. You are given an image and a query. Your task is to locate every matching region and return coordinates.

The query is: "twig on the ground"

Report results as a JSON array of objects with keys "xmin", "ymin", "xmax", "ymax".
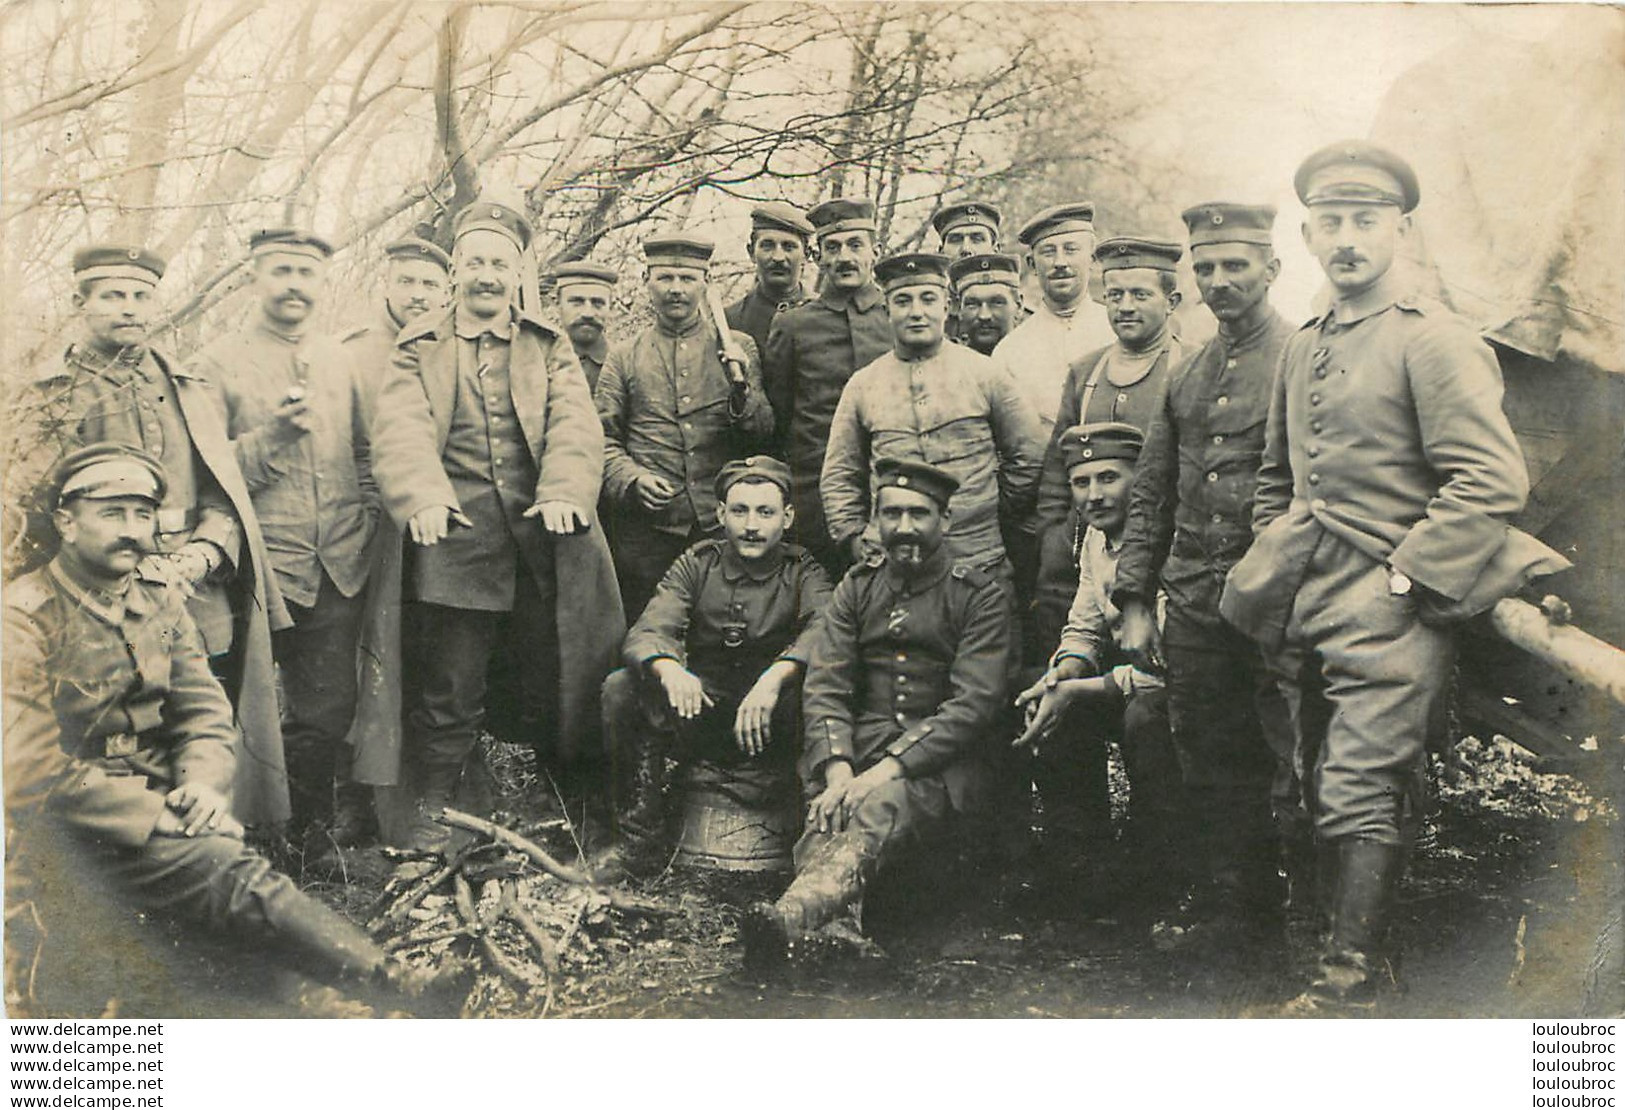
[
  {"xmin": 369, "ymin": 842, "xmax": 477, "ymax": 935},
  {"xmin": 383, "ymin": 925, "xmax": 470, "ymax": 953},
  {"xmin": 501, "ymin": 879, "xmax": 561, "ymax": 976},
  {"xmin": 438, "ymin": 807, "xmax": 591, "ymax": 884}
]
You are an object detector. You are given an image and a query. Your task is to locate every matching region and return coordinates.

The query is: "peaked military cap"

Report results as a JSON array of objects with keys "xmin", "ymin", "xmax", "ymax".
[
  {"xmin": 1093, "ymin": 236, "xmax": 1183, "ymax": 273},
  {"xmin": 875, "ymin": 457, "xmax": 959, "ymax": 510},
  {"xmin": 550, "ymin": 261, "xmax": 619, "ymax": 288},
  {"xmin": 749, "ymin": 202, "xmax": 815, "ymax": 238},
  {"xmin": 874, "ymin": 252, "xmax": 952, "ymax": 291},
  {"xmin": 384, "ymin": 237, "xmax": 451, "ymax": 272},
  {"xmin": 1294, "ymin": 141, "xmax": 1420, "ymax": 213},
  {"xmin": 807, "ymin": 197, "xmax": 878, "ymax": 237},
  {"xmin": 1181, "ymin": 203, "xmax": 1278, "ymax": 248},
  {"xmin": 715, "ymin": 455, "xmax": 793, "ymax": 501},
  {"xmin": 1059, "ymin": 421, "xmax": 1144, "ymax": 470},
  {"xmin": 72, "ymin": 244, "xmax": 166, "ymax": 286},
  {"xmin": 1017, "ymin": 202, "xmax": 1096, "ymax": 247},
  {"xmin": 54, "ymin": 443, "xmax": 168, "ymax": 508},
  {"xmin": 949, "ymin": 252, "xmax": 1022, "ymax": 291},
  {"xmin": 249, "ymin": 228, "xmax": 334, "ymax": 261},
  {"xmin": 454, "ymin": 201, "xmax": 533, "ymax": 250},
  {"xmin": 932, "ymin": 201, "xmax": 1003, "ymax": 239},
  {"xmin": 642, "ymin": 232, "xmax": 715, "ymax": 268}
]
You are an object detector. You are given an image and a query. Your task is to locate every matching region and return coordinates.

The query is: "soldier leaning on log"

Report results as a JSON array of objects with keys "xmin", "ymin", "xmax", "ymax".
[{"xmin": 0, "ymin": 143, "xmax": 1569, "ymax": 1014}]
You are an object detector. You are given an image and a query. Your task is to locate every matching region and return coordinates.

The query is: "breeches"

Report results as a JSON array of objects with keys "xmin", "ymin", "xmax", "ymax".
[
  {"xmin": 1287, "ymin": 535, "xmax": 1451, "ymax": 845},
  {"xmin": 600, "ymin": 666, "xmax": 798, "ymax": 772},
  {"xmin": 791, "ymin": 772, "xmax": 954, "ymax": 878}
]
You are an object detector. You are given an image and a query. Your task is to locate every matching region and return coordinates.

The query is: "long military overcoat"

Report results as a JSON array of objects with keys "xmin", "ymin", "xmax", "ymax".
[{"xmin": 368, "ymin": 307, "xmax": 624, "ymax": 758}]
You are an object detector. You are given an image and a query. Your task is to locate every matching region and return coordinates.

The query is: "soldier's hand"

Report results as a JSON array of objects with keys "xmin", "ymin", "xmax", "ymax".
[
  {"xmin": 734, "ymin": 667, "xmax": 789, "ymax": 756},
  {"xmin": 270, "ymin": 392, "xmax": 314, "ymax": 442},
  {"xmin": 1119, "ymin": 598, "xmax": 1163, "ymax": 674},
  {"xmin": 160, "ymin": 783, "xmax": 242, "ymax": 838},
  {"xmin": 137, "ymin": 553, "xmax": 196, "ymax": 598},
  {"xmin": 524, "ymin": 500, "xmax": 588, "ymax": 536},
  {"xmin": 653, "ymin": 660, "xmax": 713, "ymax": 720},
  {"xmin": 808, "ymin": 760, "xmax": 855, "ymax": 834},
  {"xmin": 408, "ymin": 504, "xmax": 455, "ymax": 546},
  {"xmin": 633, "ymin": 475, "xmax": 678, "ymax": 513},
  {"xmin": 838, "ymin": 758, "xmax": 903, "ymax": 824},
  {"xmin": 1013, "ymin": 684, "xmax": 1075, "ymax": 752}
]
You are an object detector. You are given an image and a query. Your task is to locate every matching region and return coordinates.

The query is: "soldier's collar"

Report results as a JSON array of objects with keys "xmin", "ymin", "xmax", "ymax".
[
  {"xmin": 454, "ymin": 304, "xmax": 516, "ymax": 341},
  {"xmin": 1325, "ymin": 269, "xmax": 1409, "ymax": 327},
  {"xmin": 46, "ymin": 556, "xmax": 144, "ymax": 626},
  {"xmin": 1218, "ymin": 305, "xmax": 1283, "ymax": 351},
  {"xmin": 753, "ymin": 282, "xmax": 804, "ymax": 311},
  {"xmin": 574, "ymin": 333, "xmax": 609, "ymax": 364},
  {"xmin": 720, "ymin": 541, "xmax": 789, "ymax": 582},
  {"xmin": 818, "ymin": 282, "xmax": 882, "ymax": 313},
  {"xmin": 64, "ymin": 341, "xmax": 149, "ymax": 379},
  {"xmin": 655, "ymin": 312, "xmax": 705, "ymax": 340}
]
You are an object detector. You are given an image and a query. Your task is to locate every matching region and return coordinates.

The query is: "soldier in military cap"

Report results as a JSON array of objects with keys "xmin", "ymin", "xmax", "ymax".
[
  {"xmin": 1014, "ymin": 422, "xmax": 1182, "ymax": 899},
  {"xmin": 762, "ymin": 197, "xmax": 894, "ymax": 576},
  {"xmin": 4, "ymin": 244, "xmax": 291, "ymax": 829},
  {"xmin": 2, "ymin": 445, "xmax": 460, "ymax": 1013},
  {"xmin": 725, "ymin": 202, "xmax": 814, "ymax": 362},
  {"xmin": 343, "ymin": 237, "xmax": 452, "ymax": 428},
  {"xmin": 743, "ymin": 457, "xmax": 1011, "ymax": 965},
  {"xmin": 950, "ymin": 253, "xmax": 1023, "ymax": 357},
  {"xmin": 593, "ymin": 456, "xmax": 833, "ymax": 879},
  {"xmin": 596, "ymin": 232, "xmax": 774, "ymax": 622},
  {"xmin": 932, "ymin": 202, "xmax": 1004, "ymax": 345},
  {"xmin": 988, "ymin": 202, "xmax": 1117, "ymax": 444},
  {"xmin": 370, "ymin": 199, "xmax": 624, "ymax": 850},
  {"xmin": 1112, "ymin": 203, "xmax": 1303, "ymax": 953},
  {"xmin": 1032, "ymin": 236, "xmax": 1194, "ymax": 658},
  {"xmin": 822, "ymin": 251, "xmax": 1044, "ymax": 586},
  {"xmin": 197, "ymin": 228, "xmax": 384, "ymax": 839},
  {"xmin": 1221, "ymin": 143, "xmax": 1563, "ymax": 1012},
  {"xmin": 550, "ymin": 261, "xmax": 620, "ymax": 392}
]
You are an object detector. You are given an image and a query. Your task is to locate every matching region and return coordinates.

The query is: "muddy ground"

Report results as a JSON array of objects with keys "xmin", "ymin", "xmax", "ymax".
[{"xmin": 10, "ymin": 736, "xmax": 1622, "ymax": 1019}]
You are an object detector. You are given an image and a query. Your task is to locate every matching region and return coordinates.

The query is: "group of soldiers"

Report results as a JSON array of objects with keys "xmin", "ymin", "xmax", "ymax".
[{"xmin": 2, "ymin": 137, "xmax": 1568, "ymax": 1017}]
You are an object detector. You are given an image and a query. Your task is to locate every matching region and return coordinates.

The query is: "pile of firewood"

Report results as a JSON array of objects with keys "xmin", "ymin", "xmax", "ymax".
[{"xmin": 365, "ymin": 808, "xmax": 679, "ymax": 1016}]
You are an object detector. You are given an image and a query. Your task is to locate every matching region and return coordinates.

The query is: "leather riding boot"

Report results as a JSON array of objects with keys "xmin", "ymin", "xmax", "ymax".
[
  {"xmin": 742, "ymin": 833, "xmax": 870, "ymax": 970},
  {"xmin": 329, "ymin": 780, "xmax": 377, "ymax": 848},
  {"xmin": 1284, "ymin": 837, "xmax": 1405, "ymax": 1015},
  {"xmin": 263, "ymin": 883, "xmax": 392, "ymax": 980},
  {"xmin": 600, "ymin": 726, "xmax": 670, "ymax": 879}
]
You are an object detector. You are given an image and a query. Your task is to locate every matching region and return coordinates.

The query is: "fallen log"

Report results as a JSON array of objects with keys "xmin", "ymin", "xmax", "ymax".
[{"xmin": 1491, "ymin": 597, "xmax": 1625, "ymax": 709}]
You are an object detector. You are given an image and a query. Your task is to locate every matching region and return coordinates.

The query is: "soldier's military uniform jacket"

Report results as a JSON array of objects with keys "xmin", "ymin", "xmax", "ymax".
[
  {"xmin": 1114, "ymin": 310, "xmax": 1295, "ymax": 626},
  {"xmin": 340, "ymin": 301, "xmax": 407, "ymax": 431},
  {"xmin": 762, "ymin": 284, "xmax": 894, "ymax": 541},
  {"xmin": 821, "ymin": 343, "xmax": 1045, "ymax": 570},
  {"xmin": 596, "ymin": 317, "xmax": 773, "ymax": 539},
  {"xmin": 1223, "ymin": 273, "xmax": 1548, "ymax": 648},
  {"xmin": 368, "ymin": 303, "xmax": 624, "ymax": 753},
  {"xmin": 725, "ymin": 283, "xmax": 808, "ymax": 368},
  {"xmin": 800, "ymin": 548, "xmax": 1010, "ymax": 808},
  {"xmin": 3, "ymin": 560, "xmax": 237, "ymax": 849},
  {"xmin": 4, "ymin": 344, "xmax": 290, "ymax": 826},
  {"xmin": 198, "ymin": 323, "xmax": 379, "ymax": 609},
  {"xmin": 622, "ymin": 538, "xmax": 833, "ymax": 702}
]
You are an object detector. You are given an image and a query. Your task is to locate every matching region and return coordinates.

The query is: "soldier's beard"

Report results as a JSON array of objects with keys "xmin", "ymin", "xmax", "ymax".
[{"xmin": 886, "ymin": 539, "xmax": 927, "ymax": 569}]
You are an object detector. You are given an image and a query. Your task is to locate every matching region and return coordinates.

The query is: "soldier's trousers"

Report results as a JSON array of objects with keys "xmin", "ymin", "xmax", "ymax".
[
  {"xmin": 601, "ymin": 667, "xmax": 799, "ymax": 772},
  {"xmin": 1286, "ymin": 535, "xmax": 1447, "ymax": 846},
  {"xmin": 272, "ymin": 569, "xmax": 366, "ymax": 818},
  {"xmin": 405, "ymin": 571, "xmax": 561, "ymax": 773},
  {"xmin": 1163, "ymin": 607, "xmax": 1299, "ymax": 908},
  {"xmin": 778, "ymin": 772, "xmax": 955, "ymax": 934}
]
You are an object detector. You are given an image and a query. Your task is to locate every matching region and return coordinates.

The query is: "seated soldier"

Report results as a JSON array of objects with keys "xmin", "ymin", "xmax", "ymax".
[
  {"xmin": 2, "ymin": 445, "xmax": 458, "ymax": 1013},
  {"xmin": 743, "ymin": 458, "xmax": 1010, "ymax": 967},
  {"xmin": 1013, "ymin": 423, "xmax": 1184, "ymax": 909},
  {"xmin": 595, "ymin": 456, "xmax": 833, "ymax": 879}
]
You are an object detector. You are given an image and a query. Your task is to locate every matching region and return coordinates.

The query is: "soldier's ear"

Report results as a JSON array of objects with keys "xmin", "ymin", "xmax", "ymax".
[
  {"xmin": 1167, "ymin": 290, "xmax": 1182, "ymax": 311},
  {"xmin": 1264, "ymin": 255, "xmax": 1282, "ymax": 284},
  {"xmin": 1396, "ymin": 213, "xmax": 1414, "ymax": 240},
  {"xmin": 53, "ymin": 506, "xmax": 76, "ymax": 542},
  {"xmin": 715, "ymin": 502, "xmax": 728, "ymax": 532},
  {"xmin": 782, "ymin": 503, "xmax": 795, "ymax": 530}
]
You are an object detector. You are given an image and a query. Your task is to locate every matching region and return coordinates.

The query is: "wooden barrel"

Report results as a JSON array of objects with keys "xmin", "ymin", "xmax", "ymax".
[{"xmin": 672, "ymin": 765, "xmax": 797, "ymax": 872}]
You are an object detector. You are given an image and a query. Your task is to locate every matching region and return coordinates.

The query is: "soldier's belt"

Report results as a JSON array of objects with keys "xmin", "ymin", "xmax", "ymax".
[{"xmin": 87, "ymin": 731, "xmax": 143, "ymax": 759}]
